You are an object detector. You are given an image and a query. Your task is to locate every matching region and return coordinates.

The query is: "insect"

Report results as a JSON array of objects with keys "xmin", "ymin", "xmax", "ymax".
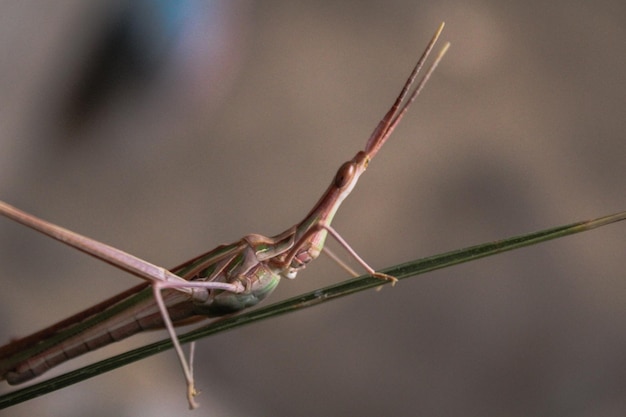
[{"xmin": 0, "ymin": 23, "xmax": 449, "ymax": 409}]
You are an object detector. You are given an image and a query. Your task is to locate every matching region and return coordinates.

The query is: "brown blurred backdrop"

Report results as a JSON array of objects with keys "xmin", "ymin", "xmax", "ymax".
[{"xmin": 1, "ymin": 1, "xmax": 626, "ymax": 416}]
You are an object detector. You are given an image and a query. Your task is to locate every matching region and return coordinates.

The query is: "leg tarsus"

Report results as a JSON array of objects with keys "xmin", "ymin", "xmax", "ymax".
[
  {"xmin": 187, "ymin": 384, "xmax": 199, "ymax": 410},
  {"xmin": 371, "ymin": 271, "xmax": 398, "ymax": 286}
]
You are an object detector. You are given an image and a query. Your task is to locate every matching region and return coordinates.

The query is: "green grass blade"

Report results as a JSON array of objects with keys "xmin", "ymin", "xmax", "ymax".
[{"xmin": 1, "ymin": 211, "xmax": 625, "ymax": 408}]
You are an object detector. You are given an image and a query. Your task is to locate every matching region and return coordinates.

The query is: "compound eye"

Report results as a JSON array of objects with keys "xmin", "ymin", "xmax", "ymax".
[{"xmin": 334, "ymin": 161, "xmax": 356, "ymax": 188}]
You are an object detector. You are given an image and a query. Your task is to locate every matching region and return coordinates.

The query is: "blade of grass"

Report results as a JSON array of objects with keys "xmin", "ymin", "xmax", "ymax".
[{"xmin": 1, "ymin": 210, "xmax": 625, "ymax": 408}]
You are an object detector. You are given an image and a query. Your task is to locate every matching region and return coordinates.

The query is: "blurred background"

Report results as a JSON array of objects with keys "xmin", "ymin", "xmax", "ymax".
[{"xmin": 1, "ymin": 1, "xmax": 626, "ymax": 416}]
